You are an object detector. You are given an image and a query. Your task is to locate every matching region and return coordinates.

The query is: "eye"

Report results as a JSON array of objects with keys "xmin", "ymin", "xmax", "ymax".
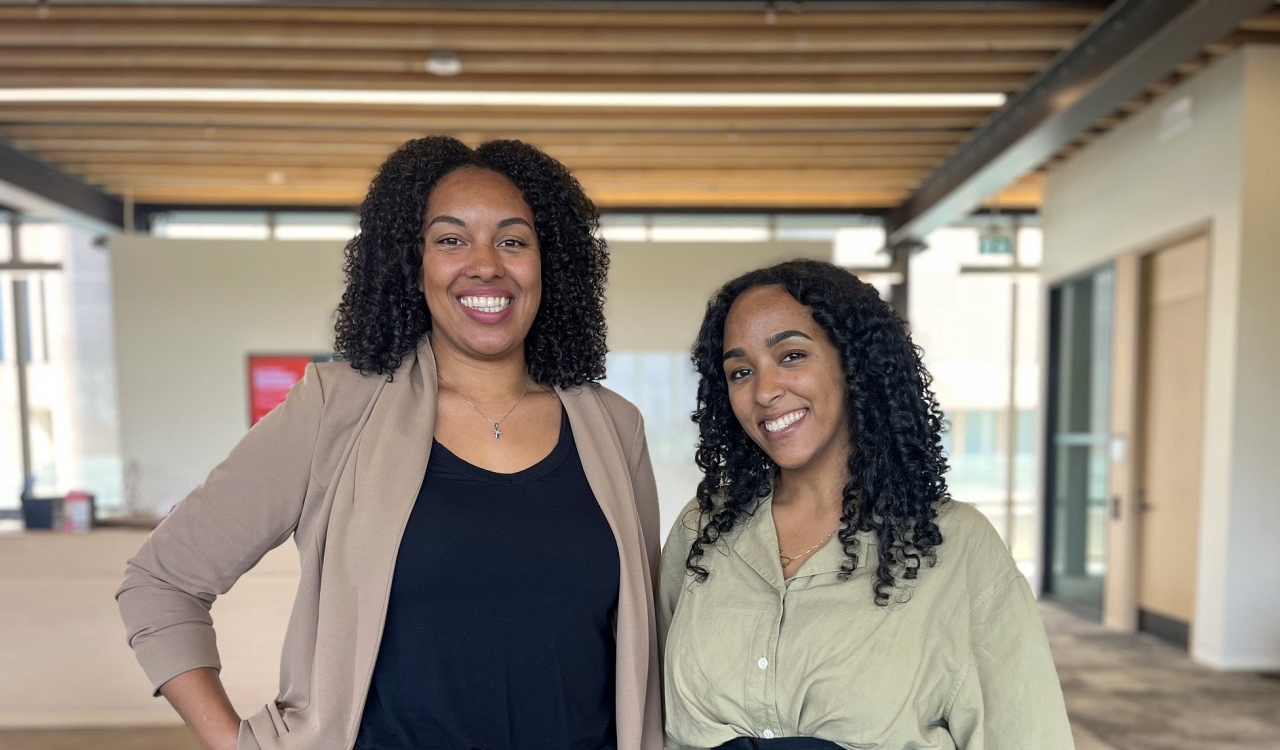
[
  {"xmin": 435, "ymin": 235, "xmax": 463, "ymax": 246},
  {"xmin": 780, "ymin": 350, "xmax": 806, "ymax": 364},
  {"xmin": 498, "ymin": 237, "xmax": 528, "ymax": 248},
  {"xmin": 727, "ymin": 367, "xmax": 752, "ymax": 381}
]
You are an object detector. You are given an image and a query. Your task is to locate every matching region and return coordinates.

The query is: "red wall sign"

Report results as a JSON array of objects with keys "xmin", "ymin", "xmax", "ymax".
[{"xmin": 248, "ymin": 355, "xmax": 316, "ymax": 426}]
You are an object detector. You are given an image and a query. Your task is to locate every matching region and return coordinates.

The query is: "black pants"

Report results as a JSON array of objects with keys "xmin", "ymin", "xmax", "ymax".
[{"xmin": 714, "ymin": 738, "xmax": 844, "ymax": 750}]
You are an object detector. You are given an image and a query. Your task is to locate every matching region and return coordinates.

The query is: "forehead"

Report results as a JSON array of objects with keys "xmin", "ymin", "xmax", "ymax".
[
  {"xmin": 425, "ymin": 167, "xmax": 532, "ymax": 217},
  {"xmin": 723, "ymin": 285, "xmax": 822, "ymax": 349}
]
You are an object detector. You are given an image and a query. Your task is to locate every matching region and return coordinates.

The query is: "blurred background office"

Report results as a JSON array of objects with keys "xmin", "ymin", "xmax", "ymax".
[{"xmin": 1, "ymin": 1, "xmax": 1279, "ymax": 748}]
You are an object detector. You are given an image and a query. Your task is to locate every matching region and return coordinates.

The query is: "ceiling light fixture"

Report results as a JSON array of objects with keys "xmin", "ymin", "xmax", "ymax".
[
  {"xmin": 425, "ymin": 50, "xmax": 462, "ymax": 77},
  {"xmin": 0, "ymin": 88, "xmax": 1007, "ymax": 109}
]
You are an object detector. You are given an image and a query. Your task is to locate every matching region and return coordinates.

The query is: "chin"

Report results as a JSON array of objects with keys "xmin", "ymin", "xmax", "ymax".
[
  {"xmin": 456, "ymin": 329, "xmax": 523, "ymax": 358},
  {"xmin": 758, "ymin": 444, "xmax": 817, "ymax": 472}
]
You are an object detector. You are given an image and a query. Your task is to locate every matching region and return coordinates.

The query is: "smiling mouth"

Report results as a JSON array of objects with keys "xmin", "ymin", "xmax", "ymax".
[
  {"xmin": 763, "ymin": 408, "xmax": 808, "ymax": 433},
  {"xmin": 458, "ymin": 295, "xmax": 512, "ymax": 313}
]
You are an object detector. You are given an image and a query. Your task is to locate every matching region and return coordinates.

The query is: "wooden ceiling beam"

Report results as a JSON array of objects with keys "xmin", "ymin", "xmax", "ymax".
[
  {"xmin": 0, "ymin": 48, "xmax": 1056, "ymax": 75},
  {"xmin": 0, "ymin": 21, "xmax": 1086, "ymax": 54},
  {"xmin": 0, "ymin": 70, "xmax": 1034, "ymax": 94},
  {"xmin": 0, "ymin": 6, "xmax": 1103, "ymax": 28},
  {"xmin": 77, "ymin": 165, "xmax": 929, "ymax": 184},
  {"xmin": 52, "ymin": 153, "xmax": 946, "ymax": 171},
  {"xmin": 20, "ymin": 140, "xmax": 957, "ymax": 160},
  {"xmin": 0, "ymin": 124, "xmax": 968, "ymax": 147},
  {"xmin": 0, "ymin": 105, "xmax": 990, "ymax": 132},
  {"xmin": 119, "ymin": 186, "xmax": 915, "ymax": 209}
]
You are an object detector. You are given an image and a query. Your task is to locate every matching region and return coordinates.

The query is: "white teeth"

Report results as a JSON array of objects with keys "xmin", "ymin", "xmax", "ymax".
[
  {"xmin": 764, "ymin": 409, "xmax": 807, "ymax": 433},
  {"xmin": 459, "ymin": 295, "xmax": 512, "ymax": 313}
]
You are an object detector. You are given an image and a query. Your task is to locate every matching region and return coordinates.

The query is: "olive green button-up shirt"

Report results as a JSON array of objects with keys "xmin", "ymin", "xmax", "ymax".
[{"xmin": 658, "ymin": 497, "xmax": 1073, "ymax": 750}]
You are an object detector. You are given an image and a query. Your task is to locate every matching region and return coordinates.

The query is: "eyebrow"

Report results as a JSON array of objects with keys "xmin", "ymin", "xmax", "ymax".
[
  {"xmin": 767, "ymin": 329, "xmax": 812, "ymax": 347},
  {"xmin": 426, "ymin": 215, "xmax": 533, "ymax": 231},
  {"xmin": 722, "ymin": 330, "xmax": 813, "ymax": 362},
  {"xmin": 426, "ymin": 215, "xmax": 465, "ymax": 228}
]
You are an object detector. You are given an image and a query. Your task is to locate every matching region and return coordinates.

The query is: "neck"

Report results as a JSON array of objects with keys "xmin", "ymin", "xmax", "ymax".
[
  {"xmin": 772, "ymin": 439, "xmax": 851, "ymax": 514},
  {"xmin": 431, "ymin": 333, "xmax": 530, "ymax": 400}
]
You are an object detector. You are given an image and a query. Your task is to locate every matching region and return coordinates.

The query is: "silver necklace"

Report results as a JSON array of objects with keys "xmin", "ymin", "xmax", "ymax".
[{"xmin": 437, "ymin": 375, "xmax": 532, "ymax": 439}]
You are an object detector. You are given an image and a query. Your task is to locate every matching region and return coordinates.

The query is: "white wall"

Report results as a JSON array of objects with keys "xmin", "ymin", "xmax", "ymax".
[
  {"xmin": 110, "ymin": 237, "xmax": 346, "ymax": 514},
  {"xmin": 1220, "ymin": 46, "xmax": 1280, "ymax": 670},
  {"xmin": 1040, "ymin": 45, "xmax": 1280, "ymax": 670}
]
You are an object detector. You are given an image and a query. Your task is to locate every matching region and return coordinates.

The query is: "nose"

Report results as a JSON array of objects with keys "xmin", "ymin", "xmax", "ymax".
[
  {"xmin": 753, "ymin": 363, "xmax": 785, "ymax": 407},
  {"xmin": 465, "ymin": 242, "xmax": 502, "ymax": 281}
]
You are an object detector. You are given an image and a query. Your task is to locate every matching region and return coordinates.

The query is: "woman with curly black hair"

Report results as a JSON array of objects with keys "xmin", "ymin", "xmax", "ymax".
[
  {"xmin": 658, "ymin": 260, "xmax": 1070, "ymax": 750},
  {"xmin": 118, "ymin": 137, "xmax": 663, "ymax": 750}
]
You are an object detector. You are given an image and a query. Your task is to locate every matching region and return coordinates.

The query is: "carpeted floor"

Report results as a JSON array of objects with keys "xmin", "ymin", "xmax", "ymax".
[{"xmin": 1046, "ymin": 602, "xmax": 1280, "ymax": 750}]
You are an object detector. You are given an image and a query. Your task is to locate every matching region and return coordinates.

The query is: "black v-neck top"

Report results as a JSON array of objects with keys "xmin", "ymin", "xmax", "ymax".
[{"xmin": 355, "ymin": 409, "xmax": 620, "ymax": 750}]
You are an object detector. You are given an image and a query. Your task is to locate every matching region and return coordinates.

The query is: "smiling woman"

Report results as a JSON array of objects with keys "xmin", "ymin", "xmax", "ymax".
[
  {"xmin": 657, "ymin": 260, "xmax": 1072, "ymax": 750},
  {"xmin": 117, "ymin": 137, "xmax": 663, "ymax": 750}
]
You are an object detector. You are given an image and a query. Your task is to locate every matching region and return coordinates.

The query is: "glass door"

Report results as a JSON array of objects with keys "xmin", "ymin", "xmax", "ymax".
[{"xmin": 1043, "ymin": 267, "xmax": 1113, "ymax": 616}]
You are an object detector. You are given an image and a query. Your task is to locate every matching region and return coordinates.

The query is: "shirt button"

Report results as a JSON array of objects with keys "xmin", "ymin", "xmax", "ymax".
[
  {"xmin": 757, "ymin": 657, "xmax": 769, "ymax": 669},
  {"xmin": 763, "ymin": 730, "xmax": 775, "ymax": 739}
]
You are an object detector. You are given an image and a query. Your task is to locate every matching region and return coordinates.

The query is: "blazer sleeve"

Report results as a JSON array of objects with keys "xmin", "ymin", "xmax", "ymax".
[
  {"xmin": 116, "ymin": 363, "xmax": 326, "ymax": 694},
  {"xmin": 944, "ymin": 568, "xmax": 1075, "ymax": 750}
]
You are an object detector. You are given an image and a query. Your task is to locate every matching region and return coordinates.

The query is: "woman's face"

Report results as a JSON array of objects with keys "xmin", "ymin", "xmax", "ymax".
[
  {"xmin": 721, "ymin": 285, "xmax": 851, "ymax": 472},
  {"xmin": 421, "ymin": 166, "xmax": 541, "ymax": 362}
]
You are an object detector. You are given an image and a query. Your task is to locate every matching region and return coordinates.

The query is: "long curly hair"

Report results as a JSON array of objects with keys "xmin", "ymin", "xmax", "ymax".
[
  {"xmin": 687, "ymin": 259, "xmax": 950, "ymax": 606},
  {"xmin": 334, "ymin": 136, "xmax": 608, "ymax": 387}
]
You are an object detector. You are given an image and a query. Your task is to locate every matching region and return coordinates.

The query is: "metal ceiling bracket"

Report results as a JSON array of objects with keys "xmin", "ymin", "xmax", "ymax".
[
  {"xmin": 885, "ymin": 0, "xmax": 1276, "ymax": 247},
  {"xmin": 0, "ymin": 137, "xmax": 125, "ymax": 230}
]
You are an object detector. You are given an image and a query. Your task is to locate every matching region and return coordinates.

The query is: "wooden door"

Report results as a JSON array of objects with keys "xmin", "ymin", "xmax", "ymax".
[{"xmin": 1138, "ymin": 235, "xmax": 1209, "ymax": 629}]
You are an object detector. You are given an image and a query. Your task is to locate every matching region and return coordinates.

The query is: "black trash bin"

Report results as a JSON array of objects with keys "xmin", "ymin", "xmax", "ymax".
[{"xmin": 21, "ymin": 495, "xmax": 63, "ymax": 530}]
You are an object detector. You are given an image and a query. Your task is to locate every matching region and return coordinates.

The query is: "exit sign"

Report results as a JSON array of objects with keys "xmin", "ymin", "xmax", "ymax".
[{"xmin": 980, "ymin": 233, "xmax": 1014, "ymax": 256}]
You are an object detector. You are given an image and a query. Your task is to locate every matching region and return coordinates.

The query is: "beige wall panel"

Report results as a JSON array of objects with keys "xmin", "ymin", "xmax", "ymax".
[
  {"xmin": 1138, "ymin": 237, "xmax": 1209, "ymax": 624},
  {"xmin": 0, "ymin": 532, "xmax": 299, "ymax": 728}
]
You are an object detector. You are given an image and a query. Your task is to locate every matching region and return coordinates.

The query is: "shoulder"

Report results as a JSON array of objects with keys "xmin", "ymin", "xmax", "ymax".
[
  {"xmin": 590, "ymin": 383, "xmax": 643, "ymax": 431},
  {"xmin": 662, "ymin": 497, "xmax": 705, "ymax": 563},
  {"xmin": 932, "ymin": 500, "xmax": 1021, "ymax": 595},
  {"xmin": 311, "ymin": 359, "xmax": 386, "ymax": 400},
  {"xmin": 579, "ymin": 382, "xmax": 645, "ymax": 449}
]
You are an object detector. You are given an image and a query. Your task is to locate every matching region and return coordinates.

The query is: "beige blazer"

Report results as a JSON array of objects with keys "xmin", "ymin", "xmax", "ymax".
[{"xmin": 117, "ymin": 341, "xmax": 663, "ymax": 750}]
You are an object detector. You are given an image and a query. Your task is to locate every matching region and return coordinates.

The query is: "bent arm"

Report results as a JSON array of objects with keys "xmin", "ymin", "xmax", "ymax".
[
  {"xmin": 946, "ymin": 570, "xmax": 1074, "ymax": 750},
  {"xmin": 160, "ymin": 668, "xmax": 241, "ymax": 750},
  {"xmin": 116, "ymin": 365, "xmax": 326, "ymax": 723}
]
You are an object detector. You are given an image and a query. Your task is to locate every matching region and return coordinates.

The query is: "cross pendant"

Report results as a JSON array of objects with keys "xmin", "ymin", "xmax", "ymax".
[{"xmin": 492, "ymin": 425, "xmax": 502, "ymax": 439}]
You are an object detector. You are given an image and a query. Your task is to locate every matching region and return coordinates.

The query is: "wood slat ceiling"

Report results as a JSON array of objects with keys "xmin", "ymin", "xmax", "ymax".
[{"xmin": 0, "ymin": 2, "xmax": 1253, "ymax": 211}]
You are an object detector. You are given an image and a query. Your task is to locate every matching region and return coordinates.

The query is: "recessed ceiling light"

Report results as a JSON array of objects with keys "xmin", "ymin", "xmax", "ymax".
[
  {"xmin": 0, "ymin": 88, "xmax": 1007, "ymax": 109},
  {"xmin": 425, "ymin": 50, "xmax": 462, "ymax": 77}
]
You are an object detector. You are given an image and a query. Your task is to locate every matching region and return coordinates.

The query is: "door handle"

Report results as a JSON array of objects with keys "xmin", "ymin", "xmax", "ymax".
[{"xmin": 1137, "ymin": 488, "xmax": 1152, "ymax": 513}]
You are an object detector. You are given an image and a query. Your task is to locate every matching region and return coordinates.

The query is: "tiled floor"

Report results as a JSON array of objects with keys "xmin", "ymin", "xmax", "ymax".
[{"xmin": 4, "ymin": 604, "xmax": 1280, "ymax": 749}]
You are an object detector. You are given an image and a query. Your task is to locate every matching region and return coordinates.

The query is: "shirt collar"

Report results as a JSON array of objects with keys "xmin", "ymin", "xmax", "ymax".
[{"xmin": 730, "ymin": 494, "xmax": 875, "ymax": 589}]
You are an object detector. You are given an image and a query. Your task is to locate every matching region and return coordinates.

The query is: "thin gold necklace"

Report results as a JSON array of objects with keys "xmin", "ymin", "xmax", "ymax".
[
  {"xmin": 437, "ymin": 375, "xmax": 531, "ymax": 440},
  {"xmin": 779, "ymin": 528, "xmax": 838, "ymax": 567}
]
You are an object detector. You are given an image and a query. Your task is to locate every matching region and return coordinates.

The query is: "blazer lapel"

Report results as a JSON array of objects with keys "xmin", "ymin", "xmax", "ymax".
[
  {"xmin": 346, "ymin": 342, "xmax": 438, "ymax": 723},
  {"xmin": 560, "ymin": 385, "xmax": 657, "ymax": 750}
]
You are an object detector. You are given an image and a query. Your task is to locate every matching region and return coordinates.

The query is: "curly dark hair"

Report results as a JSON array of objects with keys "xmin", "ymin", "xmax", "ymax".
[
  {"xmin": 687, "ymin": 259, "xmax": 950, "ymax": 606},
  {"xmin": 334, "ymin": 136, "xmax": 608, "ymax": 387}
]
